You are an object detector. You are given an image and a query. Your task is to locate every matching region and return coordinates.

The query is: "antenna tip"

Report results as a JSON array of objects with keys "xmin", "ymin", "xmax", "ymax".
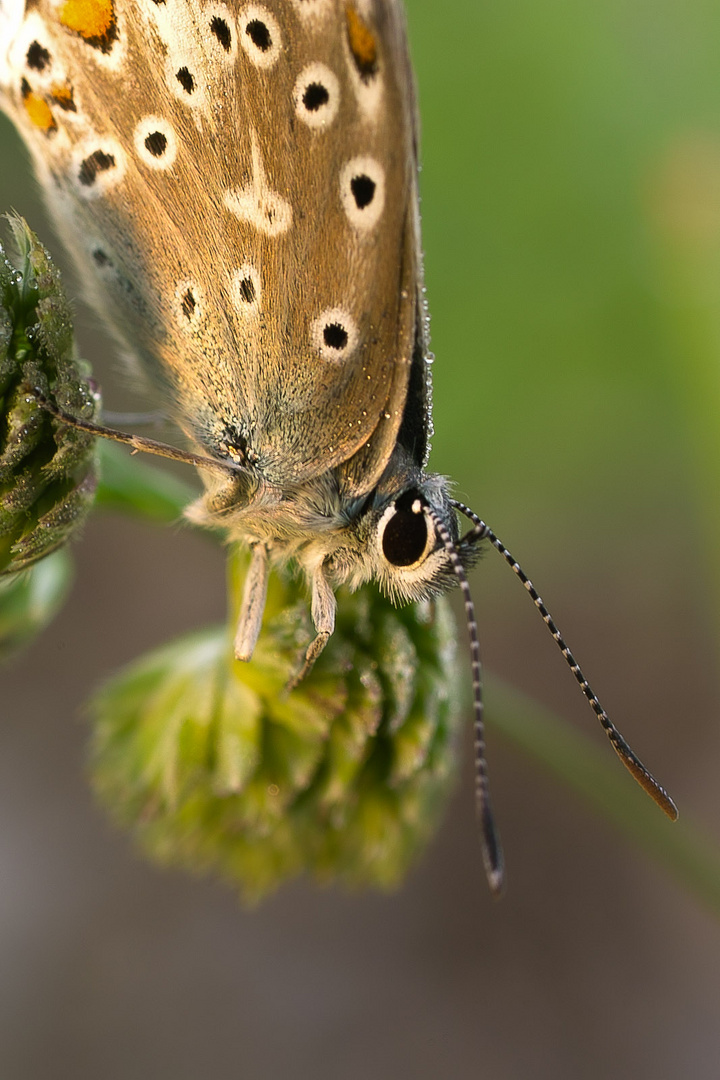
[
  {"xmin": 618, "ymin": 749, "xmax": 679, "ymax": 821},
  {"xmin": 657, "ymin": 790, "xmax": 679, "ymax": 822},
  {"xmin": 486, "ymin": 865, "xmax": 505, "ymax": 899},
  {"xmin": 479, "ymin": 801, "xmax": 505, "ymax": 897}
]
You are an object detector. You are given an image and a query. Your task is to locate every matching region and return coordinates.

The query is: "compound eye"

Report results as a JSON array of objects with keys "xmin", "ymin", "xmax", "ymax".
[{"xmin": 381, "ymin": 490, "xmax": 431, "ymax": 568}]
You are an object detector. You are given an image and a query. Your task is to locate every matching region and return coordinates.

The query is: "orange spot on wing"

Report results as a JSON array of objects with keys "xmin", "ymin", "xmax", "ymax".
[
  {"xmin": 60, "ymin": 0, "xmax": 117, "ymax": 50},
  {"xmin": 21, "ymin": 81, "xmax": 57, "ymax": 133},
  {"xmin": 50, "ymin": 83, "xmax": 77, "ymax": 111},
  {"xmin": 345, "ymin": 5, "xmax": 378, "ymax": 79}
]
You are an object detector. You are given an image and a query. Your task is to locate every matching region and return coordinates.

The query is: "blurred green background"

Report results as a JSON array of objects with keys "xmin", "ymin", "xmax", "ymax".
[{"xmin": 2, "ymin": 0, "xmax": 720, "ymax": 1077}]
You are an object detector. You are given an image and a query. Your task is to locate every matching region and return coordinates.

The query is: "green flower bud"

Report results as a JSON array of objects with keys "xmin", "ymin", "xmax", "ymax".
[
  {"xmin": 0, "ymin": 216, "xmax": 98, "ymax": 574},
  {"xmin": 90, "ymin": 548, "xmax": 462, "ymax": 902}
]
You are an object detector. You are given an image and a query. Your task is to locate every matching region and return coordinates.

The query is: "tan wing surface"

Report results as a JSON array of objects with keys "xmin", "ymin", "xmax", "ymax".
[{"xmin": 0, "ymin": 0, "xmax": 421, "ymax": 494}]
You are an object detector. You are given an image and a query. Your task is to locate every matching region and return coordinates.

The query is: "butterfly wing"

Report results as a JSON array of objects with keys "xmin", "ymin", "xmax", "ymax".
[{"xmin": 0, "ymin": 0, "xmax": 426, "ymax": 496}]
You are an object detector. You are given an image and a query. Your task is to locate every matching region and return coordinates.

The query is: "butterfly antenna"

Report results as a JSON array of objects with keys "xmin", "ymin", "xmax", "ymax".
[
  {"xmin": 428, "ymin": 508, "xmax": 505, "ymax": 896},
  {"xmin": 25, "ymin": 386, "xmax": 243, "ymax": 479},
  {"xmin": 450, "ymin": 499, "xmax": 678, "ymax": 822}
]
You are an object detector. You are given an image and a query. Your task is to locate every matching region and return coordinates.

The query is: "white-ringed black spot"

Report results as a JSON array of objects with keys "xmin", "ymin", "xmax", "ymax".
[
  {"xmin": 238, "ymin": 277, "xmax": 255, "ymax": 303},
  {"xmin": 181, "ymin": 289, "xmax": 196, "ymax": 319},
  {"xmin": 293, "ymin": 63, "xmax": 339, "ymax": 128},
  {"xmin": 144, "ymin": 130, "xmax": 168, "ymax": 157},
  {"xmin": 311, "ymin": 307, "xmax": 358, "ymax": 361},
  {"xmin": 78, "ymin": 149, "xmax": 116, "ymax": 186},
  {"xmin": 134, "ymin": 117, "xmax": 177, "ymax": 169},
  {"xmin": 167, "ymin": 56, "xmax": 206, "ymax": 107},
  {"xmin": 350, "ymin": 173, "xmax": 375, "ymax": 209},
  {"xmin": 92, "ymin": 248, "xmax": 111, "ymax": 267},
  {"xmin": 26, "ymin": 41, "xmax": 50, "ymax": 72},
  {"xmin": 210, "ymin": 16, "xmax": 232, "ymax": 51},
  {"xmin": 174, "ymin": 280, "xmax": 205, "ymax": 328},
  {"xmin": 247, "ymin": 19, "xmax": 271, "ymax": 49},
  {"xmin": 230, "ymin": 264, "xmax": 261, "ymax": 315},
  {"xmin": 340, "ymin": 157, "xmax": 385, "ymax": 230},
  {"xmin": 176, "ymin": 66, "xmax": 195, "ymax": 94},
  {"xmin": 324, "ymin": 323, "xmax": 347, "ymax": 350},
  {"xmin": 239, "ymin": 6, "xmax": 281, "ymax": 67},
  {"xmin": 304, "ymin": 83, "xmax": 328, "ymax": 110}
]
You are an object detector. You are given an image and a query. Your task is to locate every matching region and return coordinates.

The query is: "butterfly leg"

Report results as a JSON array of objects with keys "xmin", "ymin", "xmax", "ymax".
[
  {"xmin": 286, "ymin": 564, "xmax": 336, "ymax": 692},
  {"xmin": 234, "ymin": 543, "xmax": 269, "ymax": 661}
]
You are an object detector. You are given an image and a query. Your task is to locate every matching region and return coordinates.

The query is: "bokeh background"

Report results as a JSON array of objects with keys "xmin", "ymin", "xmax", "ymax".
[{"xmin": 2, "ymin": 0, "xmax": 720, "ymax": 1076}]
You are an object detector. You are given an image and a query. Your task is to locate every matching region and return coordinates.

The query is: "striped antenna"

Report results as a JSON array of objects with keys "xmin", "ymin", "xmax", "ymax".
[
  {"xmin": 450, "ymin": 498, "xmax": 678, "ymax": 822},
  {"xmin": 427, "ymin": 508, "xmax": 505, "ymax": 896}
]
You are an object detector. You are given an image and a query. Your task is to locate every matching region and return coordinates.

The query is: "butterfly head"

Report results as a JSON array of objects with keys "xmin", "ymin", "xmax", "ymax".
[{"xmin": 335, "ymin": 473, "xmax": 480, "ymax": 605}]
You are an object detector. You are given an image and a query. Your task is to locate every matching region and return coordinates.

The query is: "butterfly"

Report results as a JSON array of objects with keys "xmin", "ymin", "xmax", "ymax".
[{"xmin": 0, "ymin": 0, "xmax": 677, "ymax": 891}]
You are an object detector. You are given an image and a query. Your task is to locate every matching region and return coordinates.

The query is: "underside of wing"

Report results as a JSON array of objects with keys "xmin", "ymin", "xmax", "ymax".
[{"xmin": 0, "ymin": 0, "xmax": 424, "ymax": 492}]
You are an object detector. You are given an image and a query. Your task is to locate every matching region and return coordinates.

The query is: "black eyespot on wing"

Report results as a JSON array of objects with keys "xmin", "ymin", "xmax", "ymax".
[
  {"xmin": 231, "ymin": 266, "xmax": 261, "ymax": 312},
  {"xmin": 26, "ymin": 41, "xmax": 51, "ymax": 72},
  {"xmin": 174, "ymin": 281, "xmax": 204, "ymax": 325},
  {"xmin": 340, "ymin": 159, "xmax": 384, "ymax": 228},
  {"xmin": 92, "ymin": 248, "xmax": 111, "ymax": 266},
  {"xmin": 294, "ymin": 64, "xmax": 339, "ymax": 127},
  {"xmin": 176, "ymin": 66, "xmax": 195, "ymax": 94},
  {"xmin": 210, "ymin": 16, "xmax": 232, "ymax": 51},
  {"xmin": 303, "ymin": 82, "xmax": 329, "ymax": 111},
  {"xmin": 350, "ymin": 174, "xmax": 375, "ymax": 209},
  {"xmin": 181, "ymin": 289, "xmax": 196, "ymax": 319},
  {"xmin": 382, "ymin": 492, "xmax": 429, "ymax": 567},
  {"xmin": 246, "ymin": 19, "xmax": 272, "ymax": 50},
  {"xmin": 313, "ymin": 308, "xmax": 357, "ymax": 358},
  {"xmin": 324, "ymin": 323, "xmax": 348, "ymax": 350},
  {"xmin": 78, "ymin": 149, "xmax": 116, "ymax": 186},
  {"xmin": 144, "ymin": 130, "xmax": 168, "ymax": 157},
  {"xmin": 239, "ymin": 9, "xmax": 280, "ymax": 67},
  {"xmin": 237, "ymin": 276, "xmax": 256, "ymax": 303}
]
